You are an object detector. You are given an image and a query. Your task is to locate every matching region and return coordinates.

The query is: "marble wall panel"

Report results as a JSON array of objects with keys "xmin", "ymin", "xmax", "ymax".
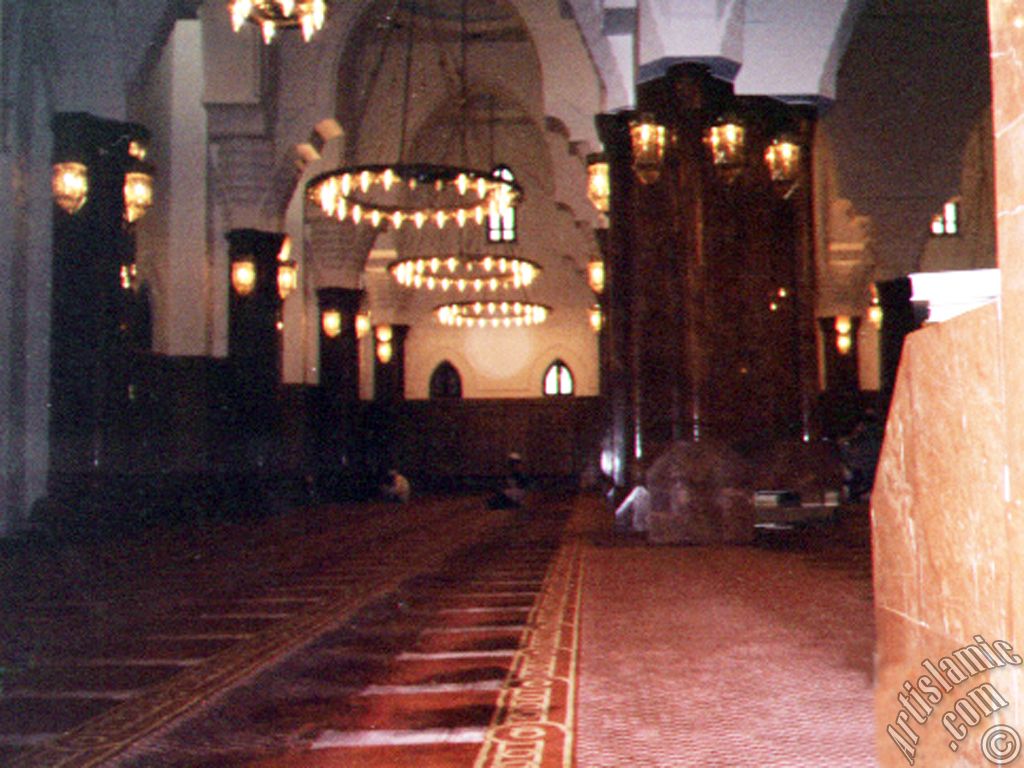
[
  {"xmin": 872, "ymin": 304, "xmax": 1014, "ymax": 767},
  {"xmin": 873, "ymin": 2, "xmax": 1024, "ymax": 764}
]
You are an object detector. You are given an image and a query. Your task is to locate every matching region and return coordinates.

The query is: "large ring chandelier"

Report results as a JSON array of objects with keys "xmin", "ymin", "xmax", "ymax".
[
  {"xmin": 230, "ymin": 0, "xmax": 327, "ymax": 44},
  {"xmin": 307, "ymin": 164, "xmax": 520, "ymax": 230},
  {"xmin": 389, "ymin": 253, "xmax": 539, "ymax": 292},
  {"xmin": 435, "ymin": 300, "xmax": 550, "ymax": 329}
]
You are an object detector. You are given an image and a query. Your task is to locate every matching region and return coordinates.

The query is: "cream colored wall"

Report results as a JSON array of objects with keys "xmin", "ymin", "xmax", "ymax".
[
  {"xmin": 269, "ymin": 0, "xmax": 603, "ymax": 396},
  {"xmin": 135, "ymin": 21, "xmax": 210, "ymax": 358},
  {"xmin": 919, "ymin": 109, "xmax": 996, "ymax": 273}
]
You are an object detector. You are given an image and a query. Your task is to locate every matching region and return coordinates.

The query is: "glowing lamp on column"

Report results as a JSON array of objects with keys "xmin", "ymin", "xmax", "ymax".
[
  {"xmin": 704, "ymin": 114, "xmax": 746, "ymax": 183},
  {"xmin": 231, "ymin": 258, "xmax": 258, "ymax": 296},
  {"xmin": 52, "ymin": 162, "xmax": 89, "ymax": 214},
  {"xmin": 589, "ymin": 304, "xmax": 603, "ymax": 333},
  {"xmin": 375, "ymin": 324, "xmax": 393, "ymax": 364},
  {"xmin": 835, "ymin": 315, "xmax": 853, "ymax": 355},
  {"xmin": 321, "ymin": 308, "xmax": 342, "ymax": 338},
  {"xmin": 276, "ymin": 236, "xmax": 298, "ymax": 300},
  {"xmin": 122, "ymin": 168, "xmax": 154, "ymax": 223},
  {"xmin": 868, "ymin": 284, "xmax": 883, "ymax": 329},
  {"xmin": 355, "ymin": 311, "xmax": 371, "ymax": 339},
  {"xmin": 764, "ymin": 135, "xmax": 801, "ymax": 189},
  {"xmin": 629, "ymin": 113, "xmax": 667, "ymax": 185},
  {"xmin": 587, "ymin": 258, "xmax": 605, "ymax": 294},
  {"xmin": 586, "ymin": 153, "xmax": 611, "ymax": 213}
]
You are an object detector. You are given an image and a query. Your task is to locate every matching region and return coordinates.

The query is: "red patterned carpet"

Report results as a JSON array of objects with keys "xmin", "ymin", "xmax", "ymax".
[{"xmin": 0, "ymin": 493, "xmax": 875, "ymax": 767}]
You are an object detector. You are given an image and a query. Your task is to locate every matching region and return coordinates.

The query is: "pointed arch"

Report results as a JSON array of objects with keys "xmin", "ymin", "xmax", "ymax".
[
  {"xmin": 543, "ymin": 359, "xmax": 574, "ymax": 396},
  {"xmin": 430, "ymin": 360, "xmax": 463, "ymax": 399}
]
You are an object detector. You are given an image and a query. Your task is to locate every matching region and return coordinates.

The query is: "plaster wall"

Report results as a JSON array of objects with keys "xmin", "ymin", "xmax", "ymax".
[
  {"xmin": 136, "ymin": 21, "xmax": 210, "ymax": 357},
  {"xmin": 0, "ymin": 5, "xmax": 56, "ymax": 535}
]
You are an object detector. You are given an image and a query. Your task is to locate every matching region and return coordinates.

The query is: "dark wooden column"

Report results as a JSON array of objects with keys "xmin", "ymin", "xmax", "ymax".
[
  {"xmin": 317, "ymin": 287, "xmax": 362, "ymax": 402},
  {"xmin": 49, "ymin": 112, "xmax": 152, "ymax": 486},
  {"xmin": 314, "ymin": 287, "xmax": 363, "ymax": 498},
  {"xmin": 595, "ymin": 111, "xmax": 638, "ymax": 494},
  {"xmin": 820, "ymin": 316, "xmax": 861, "ymax": 393},
  {"xmin": 594, "ymin": 63, "xmax": 822, "ymax": 488},
  {"xmin": 373, "ymin": 324, "xmax": 409, "ymax": 403},
  {"xmin": 226, "ymin": 228, "xmax": 286, "ymax": 467}
]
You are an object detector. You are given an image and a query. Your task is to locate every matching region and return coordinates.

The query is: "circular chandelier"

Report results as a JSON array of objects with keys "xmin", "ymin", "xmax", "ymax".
[
  {"xmin": 389, "ymin": 253, "xmax": 539, "ymax": 292},
  {"xmin": 229, "ymin": 0, "xmax": 327, "ymax": 44},
  {"xmin": 435, "ymin": 300, "xmax": 550, "ymax": 329},
  {"xmin": 304, "ymin": 0, "xmax": 521, "ymax": 231},
  {"xmin": 307, "ymin": 164, "xmax": 520, "ymax": 230}
]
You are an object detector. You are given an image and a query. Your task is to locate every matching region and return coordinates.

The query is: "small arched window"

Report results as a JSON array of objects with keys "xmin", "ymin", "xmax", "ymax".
[
  {"xmin": 488, "ymin": 165, "xmax": 517, "ymax": 243},
  {"xmin": 543, "ymin": 360, "xmax": 574, "ymax": 396},
  {"xmin": 429, "ymin": 360, "xmax": 463, "ymax": 399}
]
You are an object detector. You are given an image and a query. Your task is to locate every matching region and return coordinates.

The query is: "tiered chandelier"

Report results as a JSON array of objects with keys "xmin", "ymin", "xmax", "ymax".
[
  {"xmin": 305, "ymin": 1, "xmax": 520, "ymax": 233},
  {"xmin": 308, "ymin": 164, "xmax": 519, "ymax": 231},
  {"xmin": 390, "ymin": 253, "xmax": 540, "ymax": 292},
  {"xmin": 308, "ymin": 0, "xmax": 545, "ymax": 328},
  {"xmin": 435, "ymin": 299, "xmax": 550, "ymax": 329},
  {"xmin": 229, "ymin": 0, "xmax": 327, "ymax": 44}
]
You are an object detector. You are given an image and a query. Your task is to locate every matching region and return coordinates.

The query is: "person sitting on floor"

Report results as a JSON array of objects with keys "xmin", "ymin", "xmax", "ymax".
[{"xmin": 381, "ymin": 468, "xmax": 411, "ymax": 503}]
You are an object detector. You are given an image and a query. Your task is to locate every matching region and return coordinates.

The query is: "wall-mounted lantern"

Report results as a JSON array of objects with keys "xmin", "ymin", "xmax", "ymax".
[
  {"xmin": 587, "ymin": 258, "xmax": 605, "ymax": 294},
  {"xmin": 231, "ymin": 258, "xmax": 258, "ymax": 296},
  {"xmin": 275, "ymin": 236, "xmax": 298, "ymax": 300},
  {"xmin": 375, "ymin": 324, "xmax": 393, "ymax": 364},
  {"xmin": 835, "ymin": 315, "xmax": 853, "ymax": 355},
  {"xmin": 629, "ymin": 113, "xmax": 667, "ymax": 185},
  {"xmin": 704, "ymin": 114, "xmax": 746, "ymax": 183},
  {"xmin": 586, "ymin": 153, "xmax": 611, "ymax": 213},
  {"xmin": 355, "ymin": 310, "xmax": 371, "ymax": 339},
  {"xmin": 52, "ymin": 162, "xmax": 89, "ymax": 214},
  {"xmin": 321, "ymin": 308, "xmax": 342, "ymax": 338}
]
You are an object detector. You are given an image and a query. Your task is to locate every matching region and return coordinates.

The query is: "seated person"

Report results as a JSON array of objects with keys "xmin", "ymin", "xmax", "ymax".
[
  {"xmin": 487, "ymin": 452, "xmax": 528, "ymax": 509},
  {"xmin": 381, "ymin": 468, "xmax": 411, "ymax": 503}
]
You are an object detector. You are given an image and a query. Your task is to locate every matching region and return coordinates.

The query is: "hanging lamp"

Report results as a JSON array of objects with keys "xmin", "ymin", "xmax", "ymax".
[
  {"xmin": 305, "ymin": 0, "xmax": 520, "ymax": 231},
  {"xmin": 435, "ymin": 299, "xmax": 550, "ymax": 329},
  {"xmin": 389, "ymin": 252, "xmax": 540, "ymax": 292},
  {"xmin": 229, "ymin": 0, "xmax": 327, "ymax": 44}
]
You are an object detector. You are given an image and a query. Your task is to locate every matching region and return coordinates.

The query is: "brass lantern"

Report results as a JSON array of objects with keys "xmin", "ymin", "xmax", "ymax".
[
  {"xmin": 231, "ymin": 258, "xmax": 258, "ymax": 296},
  {"xmin": 867, "ymin": 303, "xmax": 883, "ymax": 330},
  {"xmin": 355, "ymin": 311, "xmax": 371, "ymax": 339},
  {"xmin": 629, "ymin": 114, "xmax": 667, "ymax": 184},
  {"xmin": 321, "ymin": 308, "xmax": 342, "ymax": 338},
  {"xmin": 123, "ymin": 169, "xmax": 154, "ymax": 223},
  {"xmin": 587, "ymin": 258, "xmax": 606, "ymax": 294},
  {"xmin": 835, "ymin": 315, "xmax": 853, "ymax": 355},
  {"xmin": 586, "ymin": 153, "xmax": 611, "ymax": 213},
  {"xmin": 375, "ymin": 324, "xmax": 393, "ymax": 364},
  {"xmin": 52, "ymin": 161, "xmax": 89, "ymax": 214},
  {"xmin": 276, "ymin": 236, "xmax": 298, "ymax": 300},
  {"xmin": 764, "ymin": 135, "xmax": 802, "ymax": 195},
  {"xmin": 704, "ymin": 114, "xmax": 746, "ymax": 182}
]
